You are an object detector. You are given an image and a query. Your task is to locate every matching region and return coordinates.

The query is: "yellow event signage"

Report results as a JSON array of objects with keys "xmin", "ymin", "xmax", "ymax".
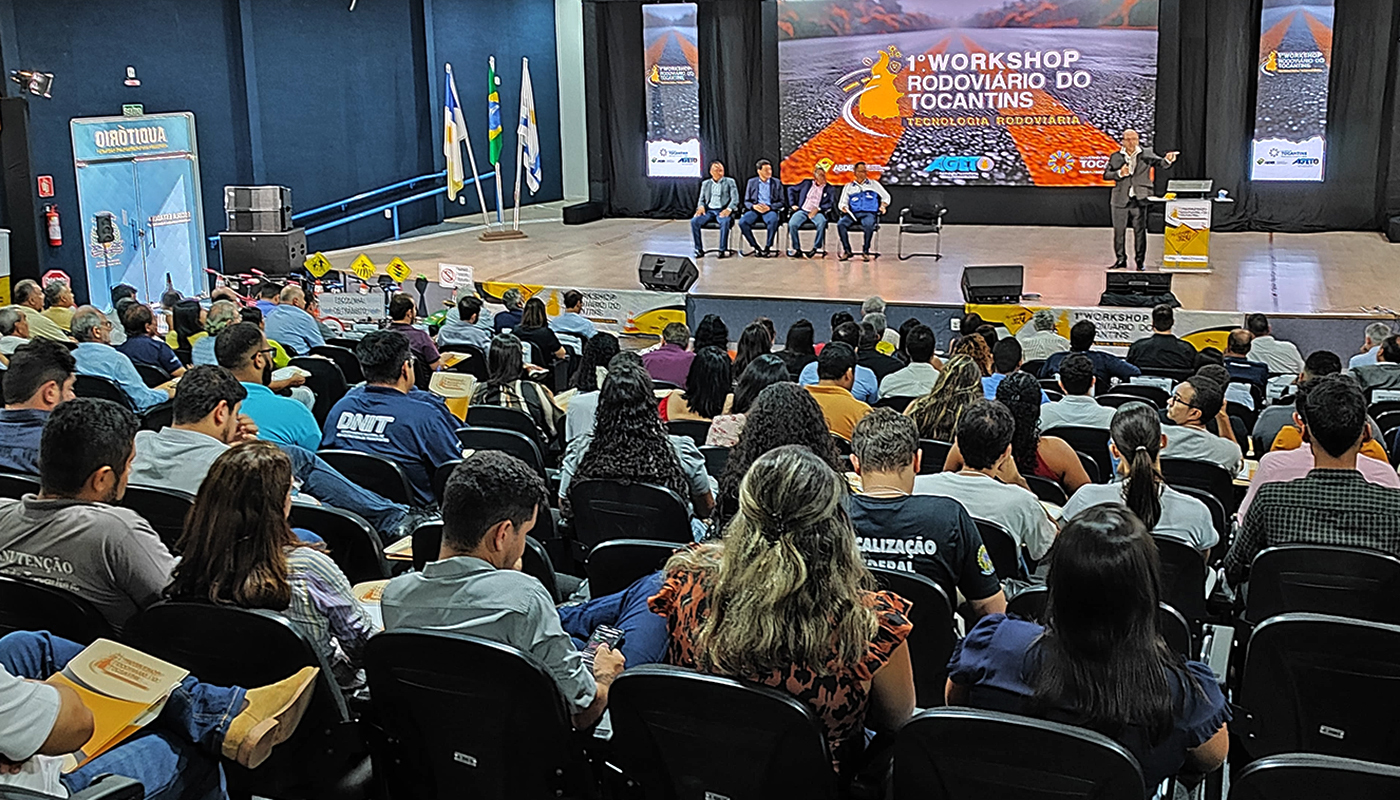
[
  {"xmin": 1163, "ymin": 199, "xmax": 1213, "ymax": 272},
  {"xmin": 303, "ymin": 252, "xmax": 333, "ymax": 278},
  {"xmin": 349, "ymin": 254, "xmax": 377, "ymax": 281},
  {"xmin": 386, "ymin": 257, "xmax": 412, "ymax": 283}
]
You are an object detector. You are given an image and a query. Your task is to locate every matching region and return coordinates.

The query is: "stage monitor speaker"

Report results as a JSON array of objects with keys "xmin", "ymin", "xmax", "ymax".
[
  {"xmin": 219, "ymin": 229, "xmax": 307, "ymax": 277},
  {"xmin": 1105, "ymin": 271, "xmax": 1173, "ymax": 296},
  {"xmin": 563, "ymin": 201, "xmax": 604, "ymax": 226},
  {"xmin": 960, "ymin": 265, "xmax": 1023, "ymax": 304},
  {"xmin": 1388, "ymin": 216, "xmax": 1400, "ymax": 243},
  {"xmin": 638, "ymin": 253, "xmax": 698, "ymax": 292}
]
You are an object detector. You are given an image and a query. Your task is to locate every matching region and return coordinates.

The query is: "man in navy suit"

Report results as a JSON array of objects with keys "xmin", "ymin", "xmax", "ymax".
[
  {"xmin": 786, "ymin": 165, "xmax": 838, "ymax": 258},
  {"xmin": 738, "ymin": 159, "xmax": 785, "ymax": 257}
]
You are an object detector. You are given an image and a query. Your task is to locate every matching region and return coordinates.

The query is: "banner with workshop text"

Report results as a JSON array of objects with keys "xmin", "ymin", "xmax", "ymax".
[
  {"xmin": 477, "ymin": 283, "xmax": 686, "ymax": 337},
  {"xmin": 970, "ymin": 303, "xmax": 1240, "ymax": 355}
]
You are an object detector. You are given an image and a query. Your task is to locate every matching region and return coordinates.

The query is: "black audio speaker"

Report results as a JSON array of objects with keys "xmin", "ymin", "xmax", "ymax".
[
  {"xmin": 1105, "ymin": 271, "xmax": 1173, "ymax": 296},
  {"xmin": 960, "ymin": 265, "xmax": 1024, "ymax": 304},
  {"xmin": 1388, "ymin": 216, "xmax": 1400, "ymax": 244},
  {"xmin": 219, "ymin": 229, "xmax": 308, "ymax": 276},
  {"xmin": 638, "ymin": 253, "xmax": 698, "ymax": 292},
  {"xmin": 226, "ymin": 208, "xmax": 293, "ymax": 233},
  {"xmin": 563, "ymin": 201, "xmax": 605, "ymax": 225}
]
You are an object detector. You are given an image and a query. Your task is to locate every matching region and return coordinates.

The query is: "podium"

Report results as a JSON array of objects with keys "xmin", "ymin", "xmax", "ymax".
[{"xmin": 1149, "ymin": 180, "xmax": 1233, "ymax": 273}]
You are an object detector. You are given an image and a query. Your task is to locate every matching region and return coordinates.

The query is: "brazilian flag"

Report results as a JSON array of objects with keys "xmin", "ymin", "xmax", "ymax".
[{"xmin": 487, "ymin": 58, "xmax": 502, "ymax": 166}]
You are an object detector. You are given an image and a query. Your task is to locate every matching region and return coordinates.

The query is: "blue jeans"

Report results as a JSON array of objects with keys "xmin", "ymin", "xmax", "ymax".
[
  {"xmin": 838, "ymin": 211, "xmax": 879, "ymax": 254},
  {"xmin": 690, "ymin": 210, "xmax": 733, "ymax": 253},
  {"xmin": 282, "ymin": 445, "xmax": 409, "ymax": 535},
  {"xmin": 0, "ymin": 631, "xmax": 241, "ymax": 800},
  {"xmin": 738, "ymin": 209, "xmax": 780, "ymax": 251},
  {"xmin": 558, "ymin": 571, "xmax": 668, "ymax": 667},
  {"xmin": 788, "ymin": 210, "xmax": 829, "ymax": 252}
]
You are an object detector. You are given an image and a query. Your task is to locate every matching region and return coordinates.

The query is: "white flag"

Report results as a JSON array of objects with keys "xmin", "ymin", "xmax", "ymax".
[
  {"xmin": 443, "ymin": 66, "xmax": 470, "ymax": 200},
  {"xmin": 517, "ymin": 59, "xmax": 542, "ymax": 194}
]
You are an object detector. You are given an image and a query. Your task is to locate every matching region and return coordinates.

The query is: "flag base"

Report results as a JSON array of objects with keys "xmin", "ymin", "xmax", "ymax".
[{"xmin": 479, "ymin": 228, "xmax": 528, "ymax": 242}]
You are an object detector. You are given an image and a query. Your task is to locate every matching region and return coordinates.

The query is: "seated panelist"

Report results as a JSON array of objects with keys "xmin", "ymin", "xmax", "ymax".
[
  {"xmin": 837, "ymin": 161, "xmax": 890, "ymax": 263},
  {"xmin": 737, "ymin": 159, "xmax": 785, "ymax": 257},
  {"xmin": 690, "ymin": 160, "xmax": 740, "ymax": 259},
  {"xmin": 786, "ymin": 164, "xmax": 838, "ymax": 258}
]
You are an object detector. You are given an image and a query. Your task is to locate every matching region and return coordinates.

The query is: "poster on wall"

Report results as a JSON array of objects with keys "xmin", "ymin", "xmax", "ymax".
[
  {"xmin": 777, "ymin": 0, "xmax": 1159, "ymax": 187},
  {"xmin": 644, "ymin": 3, "xmax": 702, "ymax": 178},
  {"xmin": 1249, "ymin": 0, "xmax": 1332, "ymax": 182}
]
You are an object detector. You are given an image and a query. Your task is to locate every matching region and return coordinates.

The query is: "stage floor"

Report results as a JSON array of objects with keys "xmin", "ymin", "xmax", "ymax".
[{"xmin": 324, "ymin": 203, "xmax": 1400, "ymax": 315}]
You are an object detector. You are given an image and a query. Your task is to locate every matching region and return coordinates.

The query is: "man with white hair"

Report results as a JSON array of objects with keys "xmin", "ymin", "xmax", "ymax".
[
  {"xmin": 263, "ymin": 283, "xmax": 325, "ymax": 355},
  {"xmin": 41, "ymin": 280, "xmax": 76, "ymax": 332},
  {"xmin": 70, "ymin": 306, "xmax": 173, "ymax": 411},
  {"xmin": 8, "ymin": 279, "xmax": 68, "ymax": 341},
  {"xmin": 0, "ymin": 307, "xmax": 30, "ymax": 358},
  {"xmin": 1350, "ymin": 322, "xmax": 1393, "ymax": 369},
  {"xmin": 1018, "ymin": 309, "xmax": 1070, "ymax": 361},
  {"xmin": 862, "ymin": 296, "xmax": 901, "ymax": 351},
  {"xmin": 493, "ymin": 287, "xmax": 525, "ymax": 333}
]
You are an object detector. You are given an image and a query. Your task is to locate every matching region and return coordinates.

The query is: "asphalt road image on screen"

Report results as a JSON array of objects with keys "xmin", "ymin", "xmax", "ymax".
[
  {"xmin": 1250, "ymin": 0, "xmax": 1332, "ymax": 182},
  {"xmin": 777, "ymin": 0, "xmax": 1159, "ymax": 187},
  {"xmin": 645, "ymin": 3, "xmax": 701, "ymax": 178}
]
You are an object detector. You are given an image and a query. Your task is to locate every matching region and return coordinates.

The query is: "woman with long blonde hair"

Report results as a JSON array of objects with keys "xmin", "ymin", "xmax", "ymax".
[
  {"xmin": 649, "ymin": 445, "xmax": 915, "ymax": 776},
  {"xmin": 905, "ymin": 353, "xmax": 984, "ymax": 442},
  {"xmin": 951, "ymin": 332, "xmax": 993, "ymax": 376}
]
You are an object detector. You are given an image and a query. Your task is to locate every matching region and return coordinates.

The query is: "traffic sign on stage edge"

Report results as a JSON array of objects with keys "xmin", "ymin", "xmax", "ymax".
[
  {"xmin": 349, "ymin": 254, "xmax": 377, "ymax": 281},
  {"xmin": 386, "ymin": 257, "xmax": 412, "ymax": 283},
  {"xmin": 304, "ymin": 252, "xmax": 333, "ymax": 278}
]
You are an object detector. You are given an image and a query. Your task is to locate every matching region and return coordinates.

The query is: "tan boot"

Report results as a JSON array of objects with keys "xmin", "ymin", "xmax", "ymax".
[{"xmin": 220, "ymin": 666, "xmax": 319, "ymax": 769}]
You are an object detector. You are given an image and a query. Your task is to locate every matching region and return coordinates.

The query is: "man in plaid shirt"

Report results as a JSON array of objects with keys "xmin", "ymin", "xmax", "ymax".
[{"xmin": 1225, "ymin": 374, "xmax": 1400, "ymax": 585}]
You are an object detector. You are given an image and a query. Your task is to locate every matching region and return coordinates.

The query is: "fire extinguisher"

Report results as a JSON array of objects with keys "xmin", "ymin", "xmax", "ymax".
[{"xmin": 44, "ymin": 205, "xmax": 61, "ymax": 247}]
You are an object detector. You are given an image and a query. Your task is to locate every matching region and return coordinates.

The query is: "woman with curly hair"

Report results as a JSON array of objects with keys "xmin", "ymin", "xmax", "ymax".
[
  {"xmin": 950, "ymin": 333, "xmax": 993, "ymax": 377},
  {"xmin": 660, "ymin": 346, "xmax": 733, "ymax": 422},
  {"xmin": 650, "ymin": 445, "xmax": 915, "ymax": 777},
  {"xmin": 561, "ymin": 357, "xmax": 715, "ymax": 534},
  {"xmin": 732, "ymin": 321, "xmax": 774, "ymax": 380},
  {"xmin": 562, "ymin": 332, "xmax": 619, "ymax": 442},
  {"xmin": 904, "ymin": 354, "xmax": 983, "ymax": 445},
  {"xmin": 716, "ymin": 381, "xmax": 843, "ymax": 526},
  {"xmin": 945, "ymin": 370, "xmax": 1090, "ymax": 492}
]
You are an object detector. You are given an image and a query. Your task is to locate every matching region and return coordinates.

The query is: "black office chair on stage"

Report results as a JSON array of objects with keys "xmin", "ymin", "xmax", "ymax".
[{"xmin": 897, "ymin": 192, "xmax": 947, "ymax": 261}]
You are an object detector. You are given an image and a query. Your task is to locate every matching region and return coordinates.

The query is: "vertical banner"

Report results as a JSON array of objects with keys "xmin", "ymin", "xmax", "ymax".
[
  {"xmin": 1162, "ymin": 199, "xmax": 1212, "ymax": 270},
  {"xmin": 644, "ymin": 3, "xmax": 701, "ymax": 178},
  {"xmin": 1250, "ymin": 0, "xmax": 1333, "ymax": 182}
]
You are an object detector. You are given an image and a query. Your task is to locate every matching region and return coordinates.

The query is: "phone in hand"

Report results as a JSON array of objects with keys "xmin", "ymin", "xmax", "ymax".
[{"xmin": 582, "ymin": 625, "xmax": 626, "ymax": 668}]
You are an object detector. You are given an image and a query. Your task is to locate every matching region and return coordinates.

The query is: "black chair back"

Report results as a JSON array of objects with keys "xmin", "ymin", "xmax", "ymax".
[
  {"xmin": 699, "ymin": 445, "xmax": 729, "ymax": 479},
  {"xmin": 1112, "ymin": 384, "xmax": 1170, "ymax": 409},
  {"xmin": 870, "ymin": 567, "xmax": 956, "ymax": 709},
  {"xmin": 893, "ymin": 707, "xmax": 1145, "ymax": 800},
  {"xmin": 874, "ymin": 395, "xmax": 916, "ymax": 413},
  {"xmin": 0, "ymin": 473, "xmax": 40, "ymax": 500},
  {"xmin": 73, "ymin": 375, "xmax": 134, "ymax": 409},
  {"xmin": 287, "ymin": 503, "xmax": 389, "ymax": 584},
  {"xmin": 0, "ymin": 575, "xmax": 114, "ymax": 644},
  {"xmin": 309, "ymin": 344, "xmax": 364, "ymax": 384},
  {"xmin": 288, "ymin": 356, "xmax": 348, "ymax": 426},
  {"xmin": 133, "ymin": 362, "xmax": 170, "ymax": 388},
  {"xmin": 1006, "ymin": 586, "xmax": 1192, "ymax": 659},
  {"xmin": 316, "ymin": 449, "xmax": 414, "ymax": 506},
  {"xmin": 440, "ymin": 343, "xmax": 489, "ymax": 380},
  {"xmin": 0, "ymin": 775, "xmax": 144, "ymax": 800},
  {"xmin": 411, "ymin": 520, "xmax": 443, "ymax": 572},
  {"xmin": 651, "ymin": 380, "xmax": 681, "ymax": 391},
  {"xmin": 1160, "ymin": 457, "xmax": 1238, "ymax": 515},
  {"xmin": 1095, "ymin": 393, "xmax": 1143, "ymax": 409},
  {"xmin": 326, "ymin": 336, "xmax": 362, "ymax": 350},
  {"xmin": 1075, "ymin": 450, "xmax": 1101, "ymax": 484},
  {"xmin": 120, "ymin": 484, "xmax": 195, "ymax": 553},
  {"xmin": 918, "ymin": 439, "xmax": 952, "ymax": 475},
  {"xmin": 1024, "ymin": 475, "xmax": 1068, "ymax": 506},
  {"xmin": 830, "ymin": 433, "xmax": 853, "ymax": 455},
  {"xmin": 1043, "ymin": 426, "xmax": 1112, "ymax": 484},
  {"xmin": 1230, "ymin": 753, "xmax": 1400, "ymax": 800},
  {"xmin": 666, "ymin": 419, "xmax": 711, "ymax": 447},
  {"xmin": 431, "ymin": 459, "xmax": 461, "ymax": 502},
  {"xmin": 139, "ymin": 403, "xmax": 174, "ymax": 432},
  {"xmin": 1172, "ymin": 485, "xmax": 1229, "ymax": 551},
  {"xmin": 1153, "ymin": 536, "xmax": 1208, "ymax": 629},
  {"xmin": 1043, "ymin": 388, "xmax": 1064, "ymax": 402},
  {"xmin": 1244, "ymin": 545, "xmax": 1400, "ymax": 625},
  {"xmin": 1234, "ymin": 613, "xmax": 1400, "ymax": 767},
  {"xmin": 457, "ymin": 427, "xmax": 546, "ymax": 478},
  {"xmin": 521, "ymin": 536, "xmax": 561, "ymax": 604},
  {"xmin": 466, "ymin": 405, "xmax": 545, "ymax": 449},
  {"xmin": 1020, "ymin": 359, "xmax": 1046, "ymax": 378},
  {"xmin": 973, "ymin": 518, "xmax": 1024, "ymax": 581},
  {"xmin": 608, "ymin": 664, "xmax": 840, "ymax": 800},
  {"xmin": 364, "ymin": 630, "xmax": 589, "ymax": 800},
  {"xmin": 1138, "ymin": 366, "xmax": 1194, "ymax": 383},
  {"xmin": 569, "ymin": 480, "xmax": 692, "ymax": 549},
  {"xmin": 1006, "ymin": 584, "xmax": 1049, "ymax": 621},
  {"xmin": 586, "ymin": 539, "xmax": 678, "ymax": 598}
]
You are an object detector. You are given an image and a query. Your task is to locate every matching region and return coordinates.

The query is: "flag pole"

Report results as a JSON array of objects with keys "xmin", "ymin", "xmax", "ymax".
[
  {"xmin": 512, "ymin": 57, "xmax": 527, "ymax": 231},
  {"xmin": 448, "ymin": 63, "xmax": 492, "ymax": 228},
  {"xmin": 479, "ymin": 55, "xmax": 527, "ymax": 241}
]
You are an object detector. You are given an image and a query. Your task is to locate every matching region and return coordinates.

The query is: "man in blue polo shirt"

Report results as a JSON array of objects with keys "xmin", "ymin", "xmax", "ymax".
[
  {"xmin": 71, "ymin": 307, "xmax": 173, "ymax": 413},
  {"xmin": 216, "ymin": 322, "xmax": 322, "ymax": 453},
  {"xmin": 264, "ymin": 284, "xmax": 325, "ymax": 356},
  {"xmin": 321, "ymin": 330, "xmax": 463, "ymax": 507}
]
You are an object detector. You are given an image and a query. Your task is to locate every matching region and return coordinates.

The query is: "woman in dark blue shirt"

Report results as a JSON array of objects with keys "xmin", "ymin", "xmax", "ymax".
[{"xmin": 946, "ymin": 504, "xmax": 1229, "ymax": 790}]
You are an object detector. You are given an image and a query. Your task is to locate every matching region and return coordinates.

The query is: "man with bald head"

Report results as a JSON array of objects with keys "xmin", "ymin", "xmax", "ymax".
[
  {"xmin": 1103, "ymin": 129, "xmax": 1178, "ymax": 271},
  {"xmin": 263, "ymin": 282, "xmax": 325, "ymax": 355}
]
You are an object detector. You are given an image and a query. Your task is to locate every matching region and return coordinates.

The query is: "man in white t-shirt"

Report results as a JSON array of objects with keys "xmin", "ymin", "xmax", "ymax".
[
  {"xmin": 1161, "ymin": 376, "xmax": 1244, "ymax": 475},
  {"xmin": 1039, "ymin": 353, "xmax": 1116, "ymax": 431}
]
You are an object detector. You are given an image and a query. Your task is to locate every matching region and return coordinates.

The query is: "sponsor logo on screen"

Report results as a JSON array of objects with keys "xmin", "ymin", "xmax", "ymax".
[{"xmin": 924, "ymin": 155, "xmax": 994, "ymax": 174}]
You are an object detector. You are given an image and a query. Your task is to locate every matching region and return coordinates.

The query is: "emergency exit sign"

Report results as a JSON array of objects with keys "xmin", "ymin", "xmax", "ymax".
[{"xmin": 122, "ymin": 104, "xmax": 144, "ymax": 117}]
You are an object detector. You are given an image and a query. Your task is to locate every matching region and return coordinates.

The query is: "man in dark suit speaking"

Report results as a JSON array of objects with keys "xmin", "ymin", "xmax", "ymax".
[{"xmin": 1103, "ymin": 129, "xmax": 1178, "ymax": 271}]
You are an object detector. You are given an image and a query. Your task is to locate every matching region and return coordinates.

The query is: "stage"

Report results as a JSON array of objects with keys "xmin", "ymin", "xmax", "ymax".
[{"xmin": 325, "ymin": 202, "xmax": 1398, "ymax": 316}]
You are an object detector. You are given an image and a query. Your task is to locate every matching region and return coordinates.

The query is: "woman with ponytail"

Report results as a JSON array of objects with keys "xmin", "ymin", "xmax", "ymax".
[
  {"xmin": 1057, "ymin": 402, "xmax": 1218, "ymax": 554},
  {"xmin": 649, "ymin": 445, "xmax": 915, "ymax": 776}
]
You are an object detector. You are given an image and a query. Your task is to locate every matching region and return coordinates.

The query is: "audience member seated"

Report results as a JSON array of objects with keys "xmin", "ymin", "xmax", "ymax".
[
  {"xmin": 217, "ymin": 322, "xmax": 321, "ymax": 452},
  {"xmin": 660, "ymin": 346, "xmax": 732, "ymax": 422},
  {"xmin": 114, "ymin": 302, "xmax": 186, "ymax": 378},
  {"xmin": 1351, "ymin": 335, "xmax": 1400, "ymax": 396},
  {"xmin": 437, "ymin": 295, "xmax": 493, "ymax": 351},
  {"xmin": 905, "ymin": 354, "xmax": 984, "ymax": 442},
  {"xmin": 9, "ymin": 279, "xmax": 68, "ymax": 341},
  {"xmin": 947, "ymin": 505, "xmax": 1229, "ymax": 788},
  {"xmin": 951, "ymin": 331, "xmax": 994, "ymax": 377},
  {"xmin": 167, "ymin": 442, "xmax": 375, "ymax": 689},
  {"xmin": 563, "ymin": 333, "xmax": 620, "ymax": 442},
  {"xmin": 643, "ymin": 322, "xmax": 695, "ymax": 387},
  {"xmin": 306, "ymin": 294, "xmax": 337, "ymax": 341},
  {"xmin": 982, "ymin": 338, "xmax": 1049, "ymax": 403},
  {"xmin": 129, "ymin": 366, "xmax": 409, "ymax": 535},
  {"xmin": 1041, "ymin": 320, "xmax": 1140, "ymax": 389},
  {"xmin": 549, "ymin": 289, "xmax": 597, "ymax": 346},
  {"xmin": 716, "ymin": 382, "xmax": 843, "ymax": 526},
  {"xmin": 1256, "ymin": 351, "xmax": 1387, "ymax": 459},
  {"xmin": 649, "ymin": 445, "xmax": 916, "ymax": 776},
  {"xmin": 1195, "ymin": 358, "xmax": 1256, "ymax": 414},
  {"xmin": 692, "ymin": 314, "xmax": 731, "ymax": 354},
  {"xmin": 383, "ymin": 453, "xmax": 626, "ymax": 729},
  {"xmin": 1040, "ymin": 353, "xmax": 1115, "ymax": 430},
  {"xmin": 0, "ymin": 399, "xmax": 173, "ymax": 631},
  {"xmin": 849, "ymin": 410, "xmax": 1006, "ymax": 618},
  {"xmin": 1350, "ymin": 322, "xmax": 1391, "ymax": 369},
  {"xmin": 560, "ymin": 361, "xmax": 714, "ymax": 535},
  {"xmin": 492, "ymin": 287, "xmax": 525, "ymax": 333},
  {"xmin": 40, "ymin": 280, "xmax": 76, "ymax": 333},
  {"xmin": 1127, "ymin": 304, "xmax": 1198, "ymax": 370},
  {"xmin": 0, "ymin": 630, "xmax": 318, "ymax": 794},
  {"xmin": 915, "ymin": 400, "xmax": 1057, "ymax": 562},
  {"xmin": 1018, "ymin": 309, "xmax": 1070, "ymax": 361},
  {"xmin": 817, "ymin": 311, "xmax": 855, "ymax": 356},
  {"xmin": 0, "ymin": 307, "xmax": 29, "ymax": 358},
  {"xmin": 191, "ymin": 300, "xmax": 241, "ymax": 366},
  {"xmin": 164, "ymin": 298, "xmax": 206, "ymax": 357},
  {"xmin": 238, "ymin": 306, "xmax": 292, "ymax": 368},
  {"xmin": 706, "ymin": 354, "xmax": 789, "ymax": 447},
  {"xmin": 514, "ymin": 297, "xmax": 566, "ymax": 369},
  {"xmin": 994, "ymin": 372, "xmax": 1091, "ymax": 491},
  {"xmin": 253, "ymin": 281, "xmax": 280, "ymax": 317},
  {"xmin": 1222, "ymin": 329, "xmax": 1268, "ymax": 396},
  {"xmin": 263, "ymin": 284, "xmax": 325, "ymax": 355},
  {"xmin": 856, "ymin": 321, "xmax": 903, "ymax": 382},
  {"xmin": 731, "ymin": 321, "xmax": 772, "ymax": 380},
  {"xmin": 387, "ymin": 293, "xmax": 442, "ymax": 371},
  {"xmin": 1161, "ymin": 377, "xmax": 1243, "ymax": 475},
  {"xmin": 0, "ymin": 341, "xmax": 75, "ymax": 474},
  {"xmin": 879, "ymin": 324, "xmax": 941, "ymax": 400},
  {"xmin": 71, "ymin": 306, "xmax": 173, "ymax": 413},
  {"xmin": 776, "ymin": 319, "xmax": 817, "ymax": 380},
  {"xmin": 470, "ymin": 333, "xmax": 565, "ymax": 442},
  {"xmin": 323, "ymin": 330, "xmax": 463, "ymax": 508},
  {"xmin": 1059, "ymin": 403, "xmax": 1216, "ymax": 554},
  {"xmin": 804, "ymin": 343, "xmax": 872, "ymax": 441},
  {"xmin": 861, "ymin": 311, "xmax": 898, "ymax": 357},
  {"xmin": 799, "ymin": 322, "xmax": 879, "ymax": 404},
  {"xmin": 1244, "ymin": 313, "xmax": 1303, "ymax": 375},
  {"xmin": 1226, "ymin": 374, "xmax": 1400, "ymax": 584}
]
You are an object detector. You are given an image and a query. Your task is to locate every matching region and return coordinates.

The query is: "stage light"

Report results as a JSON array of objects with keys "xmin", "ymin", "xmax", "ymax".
[{"xmin": 9, "ymin": 70, "xmax": 53, "ymax": 98}]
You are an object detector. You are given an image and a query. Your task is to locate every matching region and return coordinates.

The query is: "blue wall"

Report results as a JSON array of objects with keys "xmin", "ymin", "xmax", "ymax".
[{"xmin": 2, "ymin": 0, "xmax": 562, "ymax": 302}]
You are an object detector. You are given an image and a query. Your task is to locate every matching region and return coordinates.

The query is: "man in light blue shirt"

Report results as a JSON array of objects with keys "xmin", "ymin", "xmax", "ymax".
[
  {"xmin": 263, "ymin": 285, "xmax": 325, "ymax": 356},
  {"xmin": 549, "ymin": 290, "xmax": 597, "ymax": 348},
  {"xmin": 70, "ymin": 306, "xmax": 172, "ymax": 413},
  {"xmin": 437, "ymin": 296, "xmax": 494, "ymax": 353},
  {"xmin": 215, "ymin": 321, "xmax": 322, "ymax": 452},
  {"xmin": 797, "ymin": 324, "xmax": 878, "ymax": 403},
  {"xmin": 1350, "ymin": 322, "xmax": 1392, "ymax": 369},
  {"xmin": 254, "ymin": 282, "xmax": 280, "ymax": 318}
]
